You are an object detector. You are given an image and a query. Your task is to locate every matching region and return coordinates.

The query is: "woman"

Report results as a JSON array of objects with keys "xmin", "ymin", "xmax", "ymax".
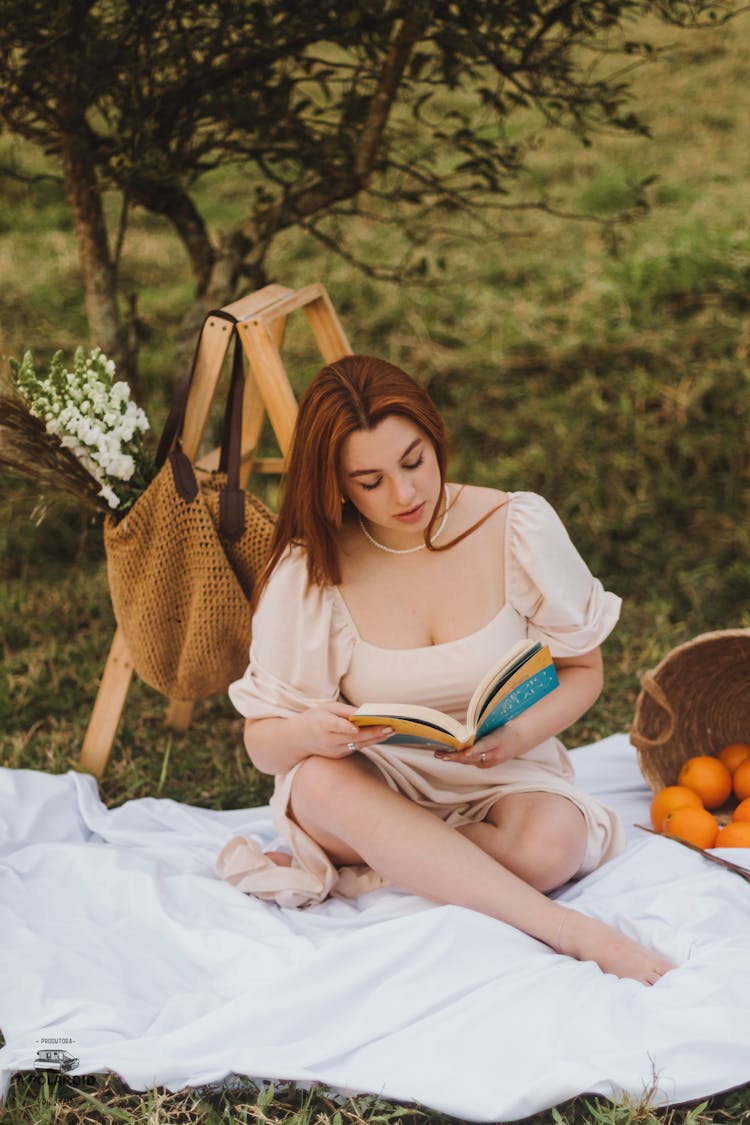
[{"xmin": 217, "ymin": 355, "xmax": 674, "ymax": 985}]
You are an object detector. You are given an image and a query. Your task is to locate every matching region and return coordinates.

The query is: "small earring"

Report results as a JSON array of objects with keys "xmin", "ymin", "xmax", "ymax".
[{"xmin": 340, "ymin": 495, "xmax": 347, "ymax": 506}]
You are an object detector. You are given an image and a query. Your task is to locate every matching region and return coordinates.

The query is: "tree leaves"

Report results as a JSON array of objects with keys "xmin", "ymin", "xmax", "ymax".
[{"xmin": 0, "ymin": 0, "xmax": 742, "ymax": 373}]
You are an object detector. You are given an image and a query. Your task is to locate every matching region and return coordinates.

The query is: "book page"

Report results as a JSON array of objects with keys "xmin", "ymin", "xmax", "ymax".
[
  {"xmin": 473, "ymin": 645, "xmax": 553, "ymax": 728},
  {"xmin": 466, "ymin": 639, "xmax": 541, "ymax": 728},
  {"xmin": 352, "ymin": 705, "xmax": 468, "ymax": 744},
  {"xmin": 475, "ymin": 663, "xmax": 559, "ymax": 740}
]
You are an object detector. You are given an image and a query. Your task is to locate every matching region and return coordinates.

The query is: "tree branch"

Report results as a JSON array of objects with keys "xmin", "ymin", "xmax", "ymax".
[
  {"xmin": 112, "ymin": 190, "xmax": 128, "ymax": 273},
  {"xmin": 298, "ymin": 218, "xmax": 408, "ymax": 282},
  {"xmin": 353, "ymin": 2, "xmax": 431, "ymax": 181},
  {"xmin": 235, "ymin": 4, "xmax": 431, "ymax": 252},
  {"xmin": 0, "ymin": 163, "xmax": 63, "ymax": 186}
]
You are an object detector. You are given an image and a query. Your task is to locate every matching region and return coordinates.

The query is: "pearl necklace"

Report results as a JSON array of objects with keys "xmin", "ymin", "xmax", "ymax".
[{"xmin": 358, "ymin": 485, "xmax": 450, "ymax": 555}]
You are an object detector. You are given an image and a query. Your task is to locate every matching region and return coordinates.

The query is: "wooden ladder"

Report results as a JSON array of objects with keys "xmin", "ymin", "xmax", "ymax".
[{"xmin": 80, "ymin": 282, "xmax": 352, "ymax": 777}]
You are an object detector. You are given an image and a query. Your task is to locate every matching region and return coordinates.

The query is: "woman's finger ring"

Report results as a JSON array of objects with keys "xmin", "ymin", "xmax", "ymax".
[
  {"xmin": 347, "ymin": 741, "xmax": 357, "ymax": 753},
  {"xmin": 480, "ymin": 752, "xmax": 487, "ymax": 764}
]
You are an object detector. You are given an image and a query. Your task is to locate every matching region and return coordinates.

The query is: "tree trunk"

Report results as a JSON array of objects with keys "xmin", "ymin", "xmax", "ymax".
[
  {"xmin": 129, "ymin": 179, "xmax": 216, "ymax": 296},
  {"xmin": 59, "ymin": 127, "xmax": 136, "ymax": 387},
  {"xmin": 173, "ymin": 238, "xmax": 267, "ymax": 390}
]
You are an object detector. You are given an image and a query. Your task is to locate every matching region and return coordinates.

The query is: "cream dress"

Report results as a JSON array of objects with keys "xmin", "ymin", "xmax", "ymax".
[{"xmin": 216, "ymin": 491, "xmax": 625, "ymax": 907}]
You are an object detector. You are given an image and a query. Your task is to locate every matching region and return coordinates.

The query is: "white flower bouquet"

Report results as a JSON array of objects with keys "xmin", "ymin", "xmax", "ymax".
[{"xmin": 1, "ymin": 346, "xmax": 156, "ymax": 517}]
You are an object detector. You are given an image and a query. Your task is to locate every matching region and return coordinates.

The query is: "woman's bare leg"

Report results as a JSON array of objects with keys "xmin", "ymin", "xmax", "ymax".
[
  {"xmin": 458, "ymin": 791, "xmax": 589, "ymax": 892},
  {"xmin": 289, "ymin": 754, "xmax": 675, "ymax": 985}
]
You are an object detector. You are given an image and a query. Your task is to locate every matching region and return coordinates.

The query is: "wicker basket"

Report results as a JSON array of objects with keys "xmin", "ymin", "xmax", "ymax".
[{"xmin": 631, "ymin": 628, "xmax": 750, "ymax": 794}]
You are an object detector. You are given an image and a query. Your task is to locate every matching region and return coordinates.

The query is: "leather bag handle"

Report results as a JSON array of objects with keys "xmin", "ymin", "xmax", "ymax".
[{"xmin": 155, "ymin": 309, "xmax": 247, "ymax": 541}]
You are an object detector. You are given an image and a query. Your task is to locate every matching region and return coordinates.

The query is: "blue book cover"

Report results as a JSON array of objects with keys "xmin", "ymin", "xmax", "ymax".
[
  {"xmin": 352, "ymin": 640, "xmax": 559, "ymax": 750},
  {"xmin": 475, "ymin": 664, "xmax": 560, "ymax": 740}
]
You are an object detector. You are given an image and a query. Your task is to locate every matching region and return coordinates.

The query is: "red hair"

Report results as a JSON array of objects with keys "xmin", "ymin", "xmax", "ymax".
[{"xmin": 255, "ymin": 355, "xmax": 448, "ymax": 597}]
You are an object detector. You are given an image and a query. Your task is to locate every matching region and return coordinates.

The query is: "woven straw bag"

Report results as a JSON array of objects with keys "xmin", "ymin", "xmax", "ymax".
[
  {"xmin": 104, "ymin": 311, "xmax": 276, "ymax": 701},
  {"xmin": 631, "ymin": 628, "xmax": 750, "ymax": 793}
]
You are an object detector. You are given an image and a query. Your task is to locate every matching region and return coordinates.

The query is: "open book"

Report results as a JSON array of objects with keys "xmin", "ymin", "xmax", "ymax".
[{"xmin": 351, "ymin": 638, "xmax": 559, "ymax": 751}]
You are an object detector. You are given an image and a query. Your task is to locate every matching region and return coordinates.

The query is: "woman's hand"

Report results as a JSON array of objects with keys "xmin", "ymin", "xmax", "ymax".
[
  {"xmin": 243, "ymin": 703, "xmax": 393, "ymax": 775},
  {"xmin": 288, "ymin": 702, "xmax": 393, "ymax": 759},
  {"xmin": 435, "ymin": 721, "xmax": 526, "ymax": 769},
  {"xmin": 434, "ymin": 649, "xmax": 605, "ymax": 771}
]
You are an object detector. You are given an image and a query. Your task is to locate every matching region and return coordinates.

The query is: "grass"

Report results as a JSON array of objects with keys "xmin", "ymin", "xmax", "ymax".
[{"xmin": 2, "ymin": 10, "xmax": 750, "ymax": 1125}]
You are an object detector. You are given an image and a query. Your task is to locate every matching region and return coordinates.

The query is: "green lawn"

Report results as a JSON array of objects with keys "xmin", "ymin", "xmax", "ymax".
[{"xmin": 1, "ymin": 11, "xmax": 750, "ymax": 1124}]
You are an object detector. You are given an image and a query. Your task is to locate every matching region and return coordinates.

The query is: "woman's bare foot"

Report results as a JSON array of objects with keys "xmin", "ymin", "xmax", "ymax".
[
  {"xmin": 264, "ymin": 850, "xmax": 293, "ymax": 867},
  {"xmin": 555, "ymin": 908, "xmax": 676, "ymax": 985}
]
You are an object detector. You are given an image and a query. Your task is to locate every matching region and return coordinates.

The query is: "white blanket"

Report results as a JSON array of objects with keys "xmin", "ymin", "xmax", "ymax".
[{"xmin": 1, "ymin": 734, "xmax": 749, "ymax": 1120}]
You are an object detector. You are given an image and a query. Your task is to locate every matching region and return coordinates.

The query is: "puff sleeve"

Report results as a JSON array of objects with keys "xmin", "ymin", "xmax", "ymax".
[
  {"xmin": 505, "ymin": 492, "xmax": 621, "ymax": 658},
  {"xmin": 228, "ymin": 547, "xmax": 356, "ymax": 720}
]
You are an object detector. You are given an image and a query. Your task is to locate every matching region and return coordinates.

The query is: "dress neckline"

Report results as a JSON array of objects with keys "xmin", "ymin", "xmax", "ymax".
[
  {"xmin": 331, "ymin": 490, "xmax": 520, "ymax": 654},
  {"xmin": 330, "ymin": 588, "xmax": 516, "ymax": 654}
]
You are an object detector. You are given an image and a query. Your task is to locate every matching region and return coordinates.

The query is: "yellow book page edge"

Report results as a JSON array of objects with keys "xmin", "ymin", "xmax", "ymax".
[{"xmin": 351, "ymin": 713, "xmax": 468, "ymax": 750}]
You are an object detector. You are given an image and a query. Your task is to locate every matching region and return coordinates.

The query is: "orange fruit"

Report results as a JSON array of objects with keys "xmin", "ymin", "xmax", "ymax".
[
  {"xmin": 663, "ymin": 806, "xmax": 719, "ymax": 849},
  {"xmin": 649, "ymin": 785, "xmax": 703, "ymax": 831},
  {"xmin": 677, "ymin": 755, "xmax": 733, "ymax": 810},
  {"xmin": 714, "ymin": 821, "xmax": 750, "ymax": 848},
  {"xmin": 718, "ymin": 741, "xmax": 750, "ymax": 774},
  {"xmin": 732, "ymin": 797, "xmax": 750, "ymax": 823},
  {"xmin": 733, "ymin": 758, "xmax": 750, "ymax": 802}
]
